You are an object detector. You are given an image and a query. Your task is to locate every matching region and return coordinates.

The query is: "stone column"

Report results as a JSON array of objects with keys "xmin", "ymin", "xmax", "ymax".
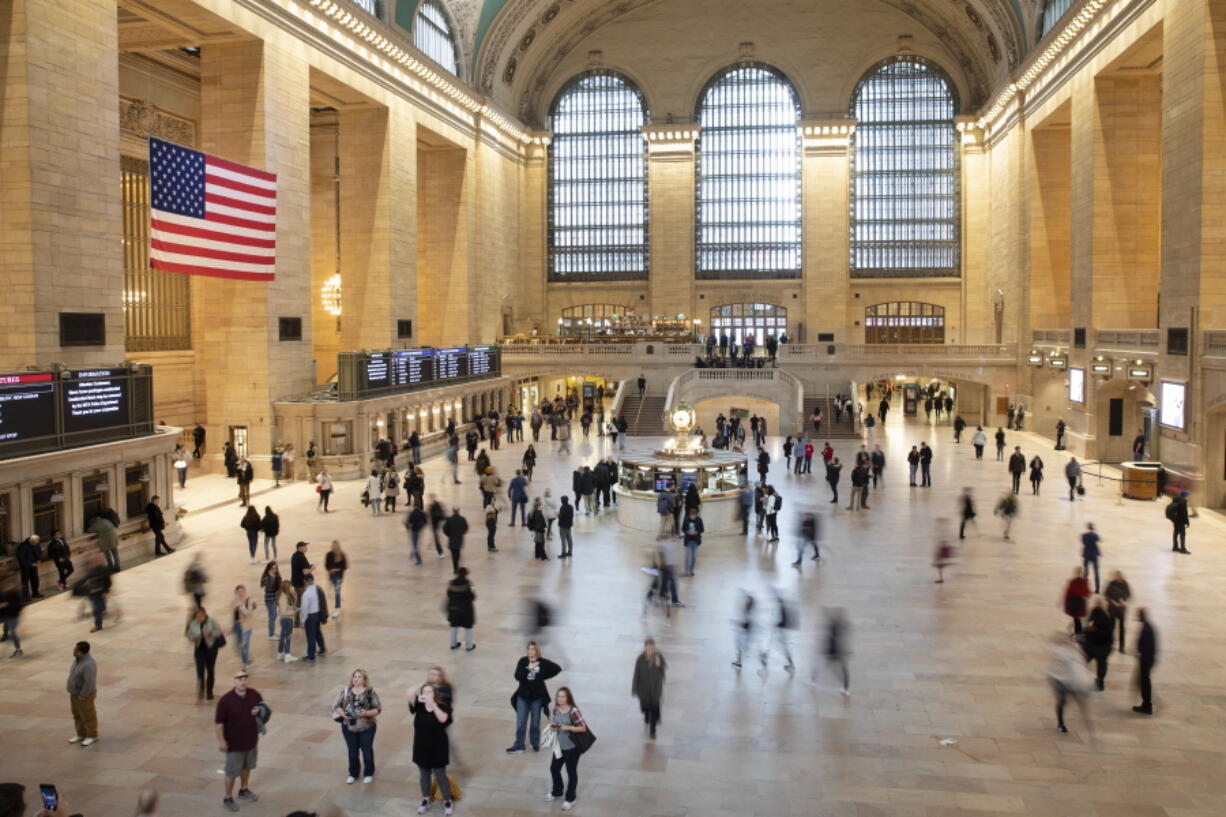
[
  {"xmin": 957, "ymin": 119, "xmax": 992, "ymax": 344},
  {"xmin": 196, "ymin": 40, "xmax": 314, "ymax": 458},
  {"xmin": 338, "ymin": 105, "xmax": 417, "ymax": 351},
  {"xmin": 643, "ymin": 125, "xmax": 699, "ymax": 320},
  {"xmin": 0, "ymin": 0, "xmax": 124, "ymax": 368},
  {"xmin": 519, "ymin": 134, "xmax": 550, "ymax": 334},
  {"xmin": 799, "ymin": 119, "xmax": 854, "ymax": 343}
]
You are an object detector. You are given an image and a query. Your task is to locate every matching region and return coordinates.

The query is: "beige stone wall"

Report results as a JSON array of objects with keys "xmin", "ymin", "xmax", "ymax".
[
  {"xmin": 0, "ymin": 0, "xmax": 125, "ymax": 369},
  {"xmin": 416, "ymin": 141, "xmax": 472, "ymax": 346},
  {"xmin": 1027, "ymin": 120, "xmax": 1072, "ymax": 330}
]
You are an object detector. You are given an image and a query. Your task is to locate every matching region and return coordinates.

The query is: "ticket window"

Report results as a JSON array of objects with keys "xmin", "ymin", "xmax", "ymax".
[
  {"xmin": 81, "ymin": 472, "xmax": 109, "ymax": 530},
  {"xmin": 125, "ymin": 465, "xmax": 149, "ymax": 519},
  {"xmin": 32, "ymin": 481, "xmax": 64, "ymax": 542},
  {"xmin": 325, "ymin": 421, "xmax": 352, "ymax": 456}
]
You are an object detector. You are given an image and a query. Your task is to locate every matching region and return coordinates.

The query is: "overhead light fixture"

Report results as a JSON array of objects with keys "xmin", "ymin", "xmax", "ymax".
[{"xmin": 321, "ymin": 274, "xmax": 343, "ymax": 317}]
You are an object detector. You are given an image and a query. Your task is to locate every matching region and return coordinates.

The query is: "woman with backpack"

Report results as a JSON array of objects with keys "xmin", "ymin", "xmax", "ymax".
[
  {"xmin": 332, "ymin": 668, "xmax": 382, "ymax": 784},
  {"xmin": 240, "ymin": 506, "xmax": 262, "ymax": 564},
  {"xmin": 259, "ymin": 561, "xmax": 281, "ymax": 638},
  {"xmin": 546, "ymin": 686, "xmax": 591, "ymax": 810},
  {"xmin": 383, "ymin": 469, "xmax": 400, "ymax": 513},
  {"xmin": 186, "ymin": 605, "xmax": 225, "ymax": 700}
]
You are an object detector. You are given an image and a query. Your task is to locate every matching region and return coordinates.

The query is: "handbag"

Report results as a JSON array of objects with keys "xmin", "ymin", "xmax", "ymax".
[
  {"xmin": 173, "ymin": 459, "xmax": 187, "ymax": 469},
  {"xmin": 571, "ymin": 726, "xmax": 596, "ymax": 755},
  {"xmin": 429, "ymin": 774, "xmax": 461, "ymax": 802}
]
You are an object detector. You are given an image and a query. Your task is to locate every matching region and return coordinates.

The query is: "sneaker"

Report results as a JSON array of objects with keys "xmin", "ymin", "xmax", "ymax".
[
  {"xmin": 1132, "ymin": 705, "xmax": 1153, "ymax": 715},
  {"xmin": 237, "ymin": 789, "xmax": 258, "ymax": 802},
  {"xmin": 671, "ymin": 601, "xmax": 685, "ymax": 607},
  {"xmin": 276, "ymin": 653, "xmax": 283, "ymax": 661},
  {"xmin": 223, "ymin": 798, "xmax": 239, "ymax": 812},
  {"xmin": 562, "ymin": 801, "xmax": 575, "ymax": 811},
  {"xmin": 10, "ymin": 649, "xmax": 22, "ymax": 658},
  {"xmin": 784, "ymin": 663, "xmax": 795, "ymax": 672},
  {"xmin": 545, "ymin": 794, "xmax": 557, "ymax": 802},
  {"xmin": 332, "ymin": 611, "xmax": 341, "ymax": 620},
  {"xmin": 450, "ymin": 643, "xmax": 462, "ymax": 650},
  {"xmin": 506, "ymin": 746, "xmax": 525, "ymax": 754},
  {"xmin": 284, "ymin": 654, "xmax": 298, "ymax": 663},
  {"xmin": 416, "ymin": 799, "xmax": 430, "ymax": 814},
  {"xmin": 346, "ymin": 776, "xmax": 356, "ymax": 784},
  {"xmin": 731, "ymin": 660, "xmax": 742, "ymax": 668},
  {"xmin": 363, "ymin": 776, "xmax": 373, "ymax": 784},
  {"xmin": 443, "ymin": 802, "xmax": 454, "ymax": 817},
  {"xmin": 465, "ymin": 644, "xmax": 477, "ymax": 651},
  {"xmin": 68, "ymin": 736, "xmax": 82, "ymax": 744},
  {"xmin": 81, "ymin": 738, "xmax": 96, "ymax": 747},
  {"xmin": 1057, "ymin": 724, "xmax": 1069, "ymax": 733},
  {"xmin": 840, "ymin": 688, "xmax": 851, "ymax": 697},
  {"xmin": 267, "ymin": 635, "xmax": 278, "ymax": 641}
]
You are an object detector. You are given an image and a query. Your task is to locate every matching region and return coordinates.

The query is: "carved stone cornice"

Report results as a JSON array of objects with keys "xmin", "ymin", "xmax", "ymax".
[
  {"xmin": 119, "ymin": 97, "xmax": 196, "ymax": 147},
  {"xmin": 642, "ymin": 124, "xmax": 699, "ymax": 161},
  {"xmin": 800, "ymin": 118, "xmax": 855, "ymax": 158}
]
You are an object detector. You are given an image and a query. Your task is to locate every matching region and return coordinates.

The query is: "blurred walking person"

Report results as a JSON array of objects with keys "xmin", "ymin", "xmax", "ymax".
[
  {"xmin": 631, "ymin": 638, "xmax": 667, "ymax": 740},
  {"xmin": 818, "ymin": 608, "xmax": 851, "ymax": 695},
  {"xmin": 1133, "ymin": 608, "xmax": 1157, "ymax": 715},
  {"xmin": 731, "ymin": 591, "xmax": 755, "ymax": 669},
  {"xmin": 1048, "ymin": 633, "xmax": 1094, "ymax": 735}
]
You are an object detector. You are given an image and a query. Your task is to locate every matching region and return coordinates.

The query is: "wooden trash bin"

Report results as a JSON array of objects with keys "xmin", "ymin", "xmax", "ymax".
[{"xmin": 1121, "ymin": 461, "xmax": 1160, "ymax": 500}]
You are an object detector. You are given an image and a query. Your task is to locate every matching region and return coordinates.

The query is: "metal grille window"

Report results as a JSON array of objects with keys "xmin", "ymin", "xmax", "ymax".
[
  {"xmin": 696, "ymin": 64, "xmax": 801, "ymax": 280},
  {"xmin": 414, "ymin": 0, "xmax": 459, "ymax": 76},
  {"xmin": 850, "ymin": 58, "xmax": 959, "ymax": 279},
  {"xmin": 548, "ymin": 71, "xmax": 649, "ymax": 281},
  {"xmin": 122, "ymin": 156, "xmax": 191, "ymax": 351},
  {"xmin": 1039, "ymin": 0, "xmax": 1075, "ymax": 38},
  {"xmin": 351, "ymin": 0, "xmax": 379, "ymax": 17},
  {"xmin": 864, "ymin": 302, "xmax": 945, "ymax": 344},
  {"xmin": 710, "ymin": 303, "xmax": 788, "ymax": 345}
]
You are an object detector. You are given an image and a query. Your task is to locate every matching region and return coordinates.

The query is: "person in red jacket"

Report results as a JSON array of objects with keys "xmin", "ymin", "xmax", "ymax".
[{"xmin": 1062, "ymin": 567, "xmax": 1092, "ymax": 634}]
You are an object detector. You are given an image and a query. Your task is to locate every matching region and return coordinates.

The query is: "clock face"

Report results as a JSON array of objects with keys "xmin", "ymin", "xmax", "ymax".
[{"xmin": 672, "ymin": 410, "xmax": 692, "ymax": 429}]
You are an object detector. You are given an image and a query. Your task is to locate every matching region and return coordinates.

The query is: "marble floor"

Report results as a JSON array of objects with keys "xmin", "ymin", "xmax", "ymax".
[{"xmin": 3, "ymin": 413, "xmax": 1226, "ymax": 817}]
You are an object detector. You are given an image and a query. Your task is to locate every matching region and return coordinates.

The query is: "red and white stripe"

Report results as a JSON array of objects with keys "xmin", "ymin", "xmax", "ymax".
[{"xmin": 150, "ymin": 155, "xmax": 277, "ymax": 282}]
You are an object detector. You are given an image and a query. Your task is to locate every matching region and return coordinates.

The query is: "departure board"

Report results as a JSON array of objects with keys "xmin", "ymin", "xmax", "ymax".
[
  {"xmin": 336, "ymin": 346, "xmax": 500, "ymax": 400},
  {"xmin": 0, "ymin": 365, "xmax": 154, "ymax": 459},
  {"xmin": 0, "ymin": 373, "xmax": 59, "ymax": 457}
]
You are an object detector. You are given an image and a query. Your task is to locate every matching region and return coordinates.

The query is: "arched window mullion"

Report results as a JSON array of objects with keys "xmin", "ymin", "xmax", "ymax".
[
  {"xmin": 850, "ymin": 57, "xmax": 959, "ymax": 279},
  {"xmin": 696, "ymin": 63, "xmax": 802, "ymax": 280},
  {"xmin": 414, "ymin": 0, "xmax": 460, "ymax": 76},
  {"xmin": 1039, "ymin": 0, "xmax": 1075, "ymax": 40},
  {"xmin": 548, "ymin": 71, "xmax": 649, "ymax": 282}
]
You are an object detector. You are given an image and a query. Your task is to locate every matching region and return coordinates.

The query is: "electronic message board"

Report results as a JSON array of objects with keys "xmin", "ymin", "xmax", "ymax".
[{"xmin": 337, "ymin": 346, "xmax": 501, "ymax": 400}]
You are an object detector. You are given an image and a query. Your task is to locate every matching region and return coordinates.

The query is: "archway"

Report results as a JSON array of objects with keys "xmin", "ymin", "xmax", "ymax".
[{"xmin": 559, "ymin": 304, "xmax": 638, "ymax": 335}]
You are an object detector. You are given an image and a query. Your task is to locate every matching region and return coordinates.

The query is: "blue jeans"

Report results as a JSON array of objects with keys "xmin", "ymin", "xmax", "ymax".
[
  {"xmin": 684, "ymin": 542, "xmax": 698, "ymax": 574},
  {"xmin": 233, "ymin": 623, "xmax": 252, "ymax": 665},
  {"xmin": 90, "ymin": 594, "xmax": 107, "ymax": 629},
  {"xmin": 304, "ymin": 612, "xmax": 325, "ymax": 659},
  {"xmin": 511, "ymin": 499, "xmax": 527, "ymax": 525},
  {"xmin": 246, "ymin": 530, "xmax": 258, "ymax": 559},
  {"xmin": 263, "ymin": 534, "xmax": 277, "ymax": 560},
  {"xmin": 278, "ymin": 616, "xmax": 293, "ymax": 655},
  {"xmin": 330, "ymin": 576, "xmax": 343, "ymax": 609},
  {"xmin": 342, "ymin": 723, "xmax": 376, "ymax": 778},
  {"xmin": 512, "ymin": 695, "xmax": 545, "ymax": 750},
  {"xmin": 265, "ymin": 601, "xmax": 277, "ymax": 637},
  {"xmin": 3, "ymin": 618, "xmax": 20, "ymax": 650}
]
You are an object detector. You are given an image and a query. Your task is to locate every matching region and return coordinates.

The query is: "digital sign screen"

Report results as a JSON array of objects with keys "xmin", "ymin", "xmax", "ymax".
[
  {"xmin": 61, "ymin": 369, "xmax": 132, "ymax": 440},
  {"xmin": 337, "ymin": 346, "xmax": 500, "ymax": 400},
  {"xmin": 0, "ymin": 366, "xmax": 153, "ymax": 459},
  {"xmin": 0, "ymin": 373, "xmax": 58, "ymax": 456},
  {"xmin": 1160, "ymin": 381, "xmax": 1186, "ymax": 430},
  {"xmin": 1068, "ymin": 367, "xmax": 1085, "ymax": 404}
]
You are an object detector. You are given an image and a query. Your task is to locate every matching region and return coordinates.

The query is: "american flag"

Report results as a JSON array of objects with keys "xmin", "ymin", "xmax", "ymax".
[{"xmin": 148, "ymin": 137, "xmax": 277, "ymax": 281}]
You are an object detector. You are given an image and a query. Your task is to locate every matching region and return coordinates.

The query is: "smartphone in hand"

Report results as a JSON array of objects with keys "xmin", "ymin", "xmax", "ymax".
[{"xmin": 40, "ymin": 784, "xmax": 58, "ymax": 811}]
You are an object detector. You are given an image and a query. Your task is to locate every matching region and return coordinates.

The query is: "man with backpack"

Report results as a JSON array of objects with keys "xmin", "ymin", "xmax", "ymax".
[{"xmin": 1167, "ymin": 491, "xmax": 1191, "ymax": 554}]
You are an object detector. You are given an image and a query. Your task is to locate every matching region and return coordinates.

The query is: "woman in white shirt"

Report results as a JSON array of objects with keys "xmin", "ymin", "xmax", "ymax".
[
  {"xmin": 316, "ymin": 467, "xmax": 334, "ymax": 512},
  {"xmin": 366, "ymin": 470, "xmax": 384, "ymax": 516}
]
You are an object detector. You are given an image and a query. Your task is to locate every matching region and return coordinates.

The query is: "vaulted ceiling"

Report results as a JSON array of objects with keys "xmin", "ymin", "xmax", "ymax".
[{"xmin": 458, "ymin": 0, "xmax": 1030, "ymax": 123}]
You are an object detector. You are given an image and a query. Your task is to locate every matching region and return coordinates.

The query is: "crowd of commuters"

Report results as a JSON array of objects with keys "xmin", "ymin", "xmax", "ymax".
[{"xmin": 1, "ymin": 380, "xmax": 1191, "ymax": 816}]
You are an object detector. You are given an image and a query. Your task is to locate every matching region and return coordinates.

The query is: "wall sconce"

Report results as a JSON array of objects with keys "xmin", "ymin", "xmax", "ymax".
[{"xmin": 321, "ymin": 274, "xmax": 343, "ymax": 317}]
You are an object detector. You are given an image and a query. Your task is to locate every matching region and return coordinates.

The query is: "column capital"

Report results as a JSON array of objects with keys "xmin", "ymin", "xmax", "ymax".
[
  {"xmin": 642, "ymin": 124, "xmax": 700, "ymax": 161},
  {"xmin": 799, "ymin": 118, "xmax": 856, "ymax": 157},
  {"xmin": 526, "ymin": 129, "xmax": 551, "ymax": 164},
  {"xmin": 956, "ymin": 116, "xmax": 985, "ymax": 154}
]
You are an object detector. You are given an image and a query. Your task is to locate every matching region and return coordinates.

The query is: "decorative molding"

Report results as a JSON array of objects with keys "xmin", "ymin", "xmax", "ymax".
[
  {"xmin": 642, "ymin": 124, "xmax": 699, "ymax": 160},
  {"xmin": 119, "ymin": 97, "xmax": 196, "ymax": 147},
  {"xmin": 800, "ymin": 118, "xmax": 855, "ymax": 157}
]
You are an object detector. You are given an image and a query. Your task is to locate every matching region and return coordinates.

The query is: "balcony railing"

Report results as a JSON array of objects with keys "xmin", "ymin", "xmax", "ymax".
[
  {"xmin": 502, "ymin": 341, "xmax": 1015, "ymax": 362},
  {"xmin": 1095, "ymin": 330, "xmax": 1159, "ymax": 353}
]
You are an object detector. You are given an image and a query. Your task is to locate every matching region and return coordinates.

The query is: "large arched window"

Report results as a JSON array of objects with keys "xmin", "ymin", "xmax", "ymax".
[
  {"xmin": 696, "ymin": 64, "xmax": 802, "ymax": 280},
  {"xmin": 548, "ymin": 71, "xmax": 649, "ymax": 281},
  {"xmin": 850, "ymin": 57, "xmax": 959, "ymax": 278},
  {"xmin": 414, "ymin": 0, "xmax": 460, "ymax": 76},
  {"xmin": 1039, "ymin": 0, "xmax": 1075, "ymax": 39}
]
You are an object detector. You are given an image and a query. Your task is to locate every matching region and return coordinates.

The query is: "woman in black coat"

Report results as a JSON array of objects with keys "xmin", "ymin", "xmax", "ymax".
[
  {"xmin": 507, "ymin": 641, "xmax": 562, "ymax": 753},
  {"xmin": 445, "ymin": 567, "xmax": 476, "ymax": 651},
  {"xmin": 408, "ymin": 682, "xmax": 454, "ymax": 815}
]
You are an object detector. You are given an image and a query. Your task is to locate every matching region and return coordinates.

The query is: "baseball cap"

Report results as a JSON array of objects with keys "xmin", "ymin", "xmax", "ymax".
[{"xmin": 296, "ymin": 540, "xmax": 309, "ymax": 547}]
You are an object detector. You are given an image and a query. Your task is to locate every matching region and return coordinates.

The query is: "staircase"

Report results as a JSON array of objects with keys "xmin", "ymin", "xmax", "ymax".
[
  {"xmin": 618, "ymin": 393, "xmax": 668, "ymax": 435},
  {"xmin": 801, "ymin": 397, "xmax": 861, "ymax": 439}
]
